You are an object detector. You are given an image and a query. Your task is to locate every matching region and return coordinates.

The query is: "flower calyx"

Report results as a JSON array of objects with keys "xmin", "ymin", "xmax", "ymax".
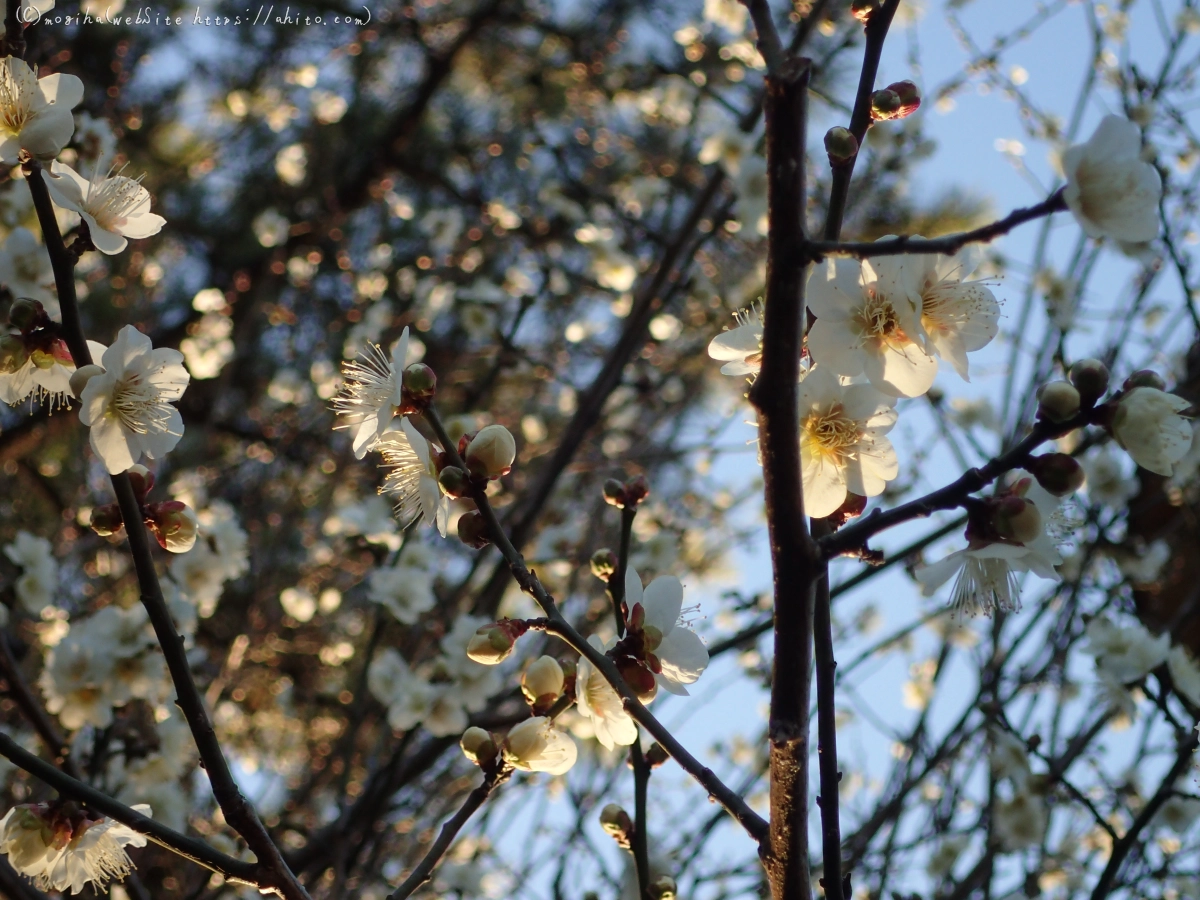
[
  {"xmin": 609, "ymin": 601, "xmax": 661, "ymax": 702},
  {"xmin": 965, "ymin": 480, "xmax": 1042, "ymax": 548},
  {"xmin": 870, "ymin": 81, "xmax": 921, "ymax": 121},
  {"xmin": 590, "ymin": 547, "xmax": 618, "ymax": 581},
  {"xmin": 466, "ymin": 618, "xmax": 530, "ymax": 665},
  {"xmin": 399, "ymin": 362, "xmax": 437, "ymax": 412}
]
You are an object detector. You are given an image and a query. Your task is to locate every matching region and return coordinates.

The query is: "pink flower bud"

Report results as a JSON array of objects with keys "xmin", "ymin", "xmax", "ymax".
[
  {"xmin": 126, "ymin": 465, "xmax": 155, "ymax": 501},
  {"xmin": 89, "ymin": 503, "xmax": 124, "ymax": 537},
  {"xmin": 1069, "ymin": 358, "xmax": 1110, "ymax": 405},
  {"xmin": 590, "ymin": 548, "xmax": 618, "ymax": 581},
  {"xmin": 1026, "ymin": 453, "xmax": 1085, "ymax": 497},
  {"xmin": 465, "ymin": 424, "xmax": 516, "ymax": 479},
  {"xmin": 7, "ymin": 299, "xmax": 43, "ymax": 331},
  {"xmin": 457, "ymin": 509, "xmax": 491, "ymax": 549}
]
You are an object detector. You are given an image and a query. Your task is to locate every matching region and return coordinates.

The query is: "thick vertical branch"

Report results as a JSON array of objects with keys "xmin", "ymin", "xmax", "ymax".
[
  {"xmin": 2, "ymin": 0, "xmax": 25, "ymax": 60},
  {"xmin": 631, "ymin": 737, "xmax": 652, "ymax": 899},
  {"xmin": 746, "ymin": 59, "xmax": 819, "ymax": 900}
]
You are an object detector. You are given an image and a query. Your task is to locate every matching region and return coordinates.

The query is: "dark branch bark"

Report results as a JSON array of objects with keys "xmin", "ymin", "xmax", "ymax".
[{"xmin": 746, "ymin": 58, "xmax": 818, "ymax": 900}]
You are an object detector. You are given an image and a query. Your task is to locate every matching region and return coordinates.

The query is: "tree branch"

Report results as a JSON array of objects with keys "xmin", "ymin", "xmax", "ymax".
[
  {"xmin": 0, "ymin": 729, "xmax": 262, "ymax": 886},
  {"xmin": 740, "ymin": 0, "xmax": 786, "ymax": 75},
  {"xmin": 385, "ymin": 771, "xmax": 505, "ymax": 900},
  {"xmin": 808, "ymin": 189, "xmax": 1067, "ymax": 261},
  {"xmin": 0, "ymin": 631, "xmax": 80, "ymax": 780},
  {"xmin": 822, "ymin": 0, "xmax": 901, "ymax": 241},
  {"xmin": 745, "ymin": 58, "xmax": 817, "ymax": 900},
  {"xmin": 819, "ymin": 415, "xmax": 1086, "ymax": 559},
  {"xmin": 423, "ymin": 407, "xmax": 770, "ymax": 846},
  {"xmin": 631, "ymin": 738, "xmax": 652, "ymax": 900},
  {"xmin": 23, "ymin": 162, "xmax": 312, "ymax": 900},
  {"xmin": 811, "ymin": 527, "xmax": 844, "ymax": 900}
]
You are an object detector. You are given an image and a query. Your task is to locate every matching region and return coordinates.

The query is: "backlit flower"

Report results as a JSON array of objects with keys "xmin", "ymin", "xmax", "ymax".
[
  {"xmin": 77, "ymin": 325, "xmax": 190, "ymax": 474},
  {"xmin": 707, "ymin": 303, "xmax": 763, "ymax": 378},
  {"xmin": 1062, "ymin": 116, "xmax": 1161, "ymax": 244},
  {"xmin": 626, "ymin": 567, "xmax": 708, "ymax": 696},
  {"xmin": 807, "ymin": 256, "xmax": 936, "ymax": 398},
  {"xmin": 333, "ymin": 327, "xmax": 409, "ymax": 459},
  {"xmin": 46, "ymin": 161, "xmax": 165, "ymax": 255},
  {"xmin": 503, "ymin": 716, "xmax": 578, "ymax": 775},
  {"xmin": 575, "ymin": 636, "xmax": 637, "ymax": 749},
  {"xmin": 0, "ymin": 57, "xmax": 82, "ymax": 164},
  {"xmin": 1110, "ymin": 386, "xmax": 1193, "ymax": 476},
  {"xmin": 377, "ymin": 417, "xmax": 447, "ymax": 533},
  {"xmin": 797, "ymin": 366, "xmax": 898, "ymax": 518}
]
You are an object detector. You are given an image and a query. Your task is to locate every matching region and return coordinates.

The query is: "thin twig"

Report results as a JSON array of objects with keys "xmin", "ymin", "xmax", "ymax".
[
  {"xmin": 808, "ymin": 189, "xmax": 1067, "ymax": 261},
  {"xmin": 0, "ymin": 631, "xmax": 79, "ymax": 779},
  {"xmin": 820, "ymin": 414, "xmax": 1086, "ymax": 558},
  {"xmin": 811, "ymin": 525, "xmax": 844, "ymax": 900},
  {"xmin": 631, "ymin": 738, "xmax": 652, "ymax": 900},
  {"xmin": 385, "ymin": 772, "xmax": 505, "ymax": 900},
  {"xmin": 0, "ymin": 729, "xmax": 263, "ymax": 885},
  {"xmin": 423, "ymin": 407, "xmax": 770, "ymax": 845},
  {"xmin": 2, "ymin": 0, "xmax": 25, "ymax": 60},
  {"xmin": 23, "ymin": 161, "xmax": 312, "ymax": 900},
  {"xmin": 740, "ymin": 0, "xmax": 786, "ymax": 75}
]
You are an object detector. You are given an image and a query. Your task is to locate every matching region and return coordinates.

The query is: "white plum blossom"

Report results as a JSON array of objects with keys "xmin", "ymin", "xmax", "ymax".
[
  {"xmin": 377, "ymin": 417, "xmax": 447, "ymax": 532},
  {"xmin": 1155, "ymin": 793, "xmax": 1200, "ymax": 833},
  {"xmin": 990, "ymin": 729, "xmax": 1032, "ymax": 788},
  {"xmin": 3, "ymin": 530, "xmax": 57, "ymax": 614},
  {"xmin": 46, "ymin": 161, "xmax": 165, "ymax": 255},
  {"xmin": 697, "ymin": 128, "xmax": 755, "ymax": 175},
  {"xmin": 503, "ymin": 716, "xmax": 578, "ymax": 775},
  {"xmin": 877, "ymin": 244, "xmax": 1001, "ymax": 380},
  {"xmin": 1110, "ymin": 387, "xmax": 1193, "ymax": 476},
  {"xmin": 168, "ymin": 500, "xmax": 249, "ymax": 618},
  {"xmin": 0, "ymin": 57, "xmax": 83, "ymax": 164},
  {"xmin": 0, "ymin": 227, "xmax": 55, "ymax": 306},
  {"xmin": 993, "ymin": 792, "xmax": 1047, "ymax": 852},
  {"xmin": 367, "ymin": 649, "xmax": 439, "ymax": 732},
  {"xmin": 915, "ymin": 475, "xmax": 1065, "ymax": 616},
  {"xmin": 0, "ymin": 336, "xmax": 106, "ymax": 412},
  {"xmin": 1167, "ymin": 644, "xmax": 1200, "ymax": 706},
  {"xmin": 575, "ymin": 636, "xmax": 637, "ymax": 749},
  {"xmin": 626, "ymin": 567, "xmax": 708, "ymax": 696},
  {"xmin": 807, "ymin": 256, "xmax": 936, "ymax": 398},
  {"xmin": 367, "ymin": 558, "xmax": 436, "ymax": 625},
  {"xmin": 1083, "ymin": 616, "xmax": 1169, "ymax": 683},
  {"xmin": 78, "ymin": 325, "xmax": 190, "ymax": 474},
  {"xmin": 707, "ymin": 303, "xmax": 763, "ymax": 378},
  {"xmin": 1083, "ymin": 447, "xmax": 1138, "ymax": 507},
  {"xmin": 1062, "ymin": 115, "xmax": 1162, "ymax": 244},
  {"xmin": 796, "ymin": 366, "xmax": 899, "ymax": 518},
  {"xmin": 0, "ymin": 802, "xmax": 150, "ymax": 895},
  {"xmin": 333, "ymin": 327, "xmax": 410, "ymax": 459}
]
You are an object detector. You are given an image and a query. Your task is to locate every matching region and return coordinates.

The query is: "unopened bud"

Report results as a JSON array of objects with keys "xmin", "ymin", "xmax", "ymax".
[
  {"xmin": 824, "ymin": 126, "xmax": 859, "ymax": 165},
  {"xmin": 991, "ymin": 496, "xmax": 1042, "ymax": 545},
  {"xmin": 126, "ymin": 464, "xmax": 155, "ymax": 500},
  {"xmin": 590, "ymin": 548, "xmax": 618, "ymax": 581},
  {"xmin": 870, "ymin": 88, "xmax": 901, "ymax": 120},
  {"xmin": 69, "ymin": 364, "xmax": 104, "ymax": 399},
  {"xmin": 599, "ymin": 803, "xmax": 634, "ymax": 848},
  {"xmin": 1027, "ymin": 453, "xmax": 1085, "ymax": 497},
  {"xmin": 883, "ymin": 80, "xmax": 921, "ymax": 117},
  {"xmin": 1036, "ymin": 381, "xmax": 1081, "ymax": 423},
  {"xmin": 457, "ymin": 509, "xmax": 491, "ymax": 549},
  {"xmin": 1123, "ymin": 369, "xmax": 1167, "ymax": 392},
  {"xmin": 1069, "ymin": 358, "xmax": 1110, "ymax": 405},
  {"xmin": 0, "ymin": 334, "xmax": 27, "ymax": 374},
  {"xmin": 460, "ymin": 727, "xmax": 498, "ymax": 765},
  {"xmin": 623, "ymin": 475, "xmax": 650, "ymax": 506},
  {"xmin": 7, "ymin": 298, "xmax": 42, "ymax": 331},
  {"xmin": 465, "ymin": 424, "xmax": 516, "ymax": 479},
  {"xmin": 850, "ymin": 0, "xmax": 878, "ymax": 22},
  {"xmin": 89, "ymin": 503, "xmax": 124, "ymax": 537},
  {"xmin": 402, "ymin": 362, "xmax": 437, "ymax": 399},
  {"xmin": 603, "ymin": 479, "xmax": 626, "ymax": 507},
  {"xmin": 438, "ymin": 465, "xmax": 470, "ymax": 498},
  {"xmin": 466, "ymin": 619, "xmax": 529, "ymax": 665},
  {"xmin": 616, "ymin": 658, "xmax": 658, "ymax": 703},
  {"xmin": 645, "ymin": 742, "xmax": 669, "ymax": 767},
  {"xmin": 522, "ymin": 655, "xmax": 565, "ymax": 707},
  {"xmin": 650, "ymin": 876, "xmax": 678, "ymax": 900},
  {"xmin": 145, "ymin": 500, "xmax": 199, "ymax": 553}
]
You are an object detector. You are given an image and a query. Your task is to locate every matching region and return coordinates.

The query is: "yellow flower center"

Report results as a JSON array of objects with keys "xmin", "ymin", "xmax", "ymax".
[
  {"xmin": 854, "ymin": 291, "xmax": 910, "ymax": 346},
  {"xmin": 802, "ymin": 403, "xmax": 861, "ymax": 462}
]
